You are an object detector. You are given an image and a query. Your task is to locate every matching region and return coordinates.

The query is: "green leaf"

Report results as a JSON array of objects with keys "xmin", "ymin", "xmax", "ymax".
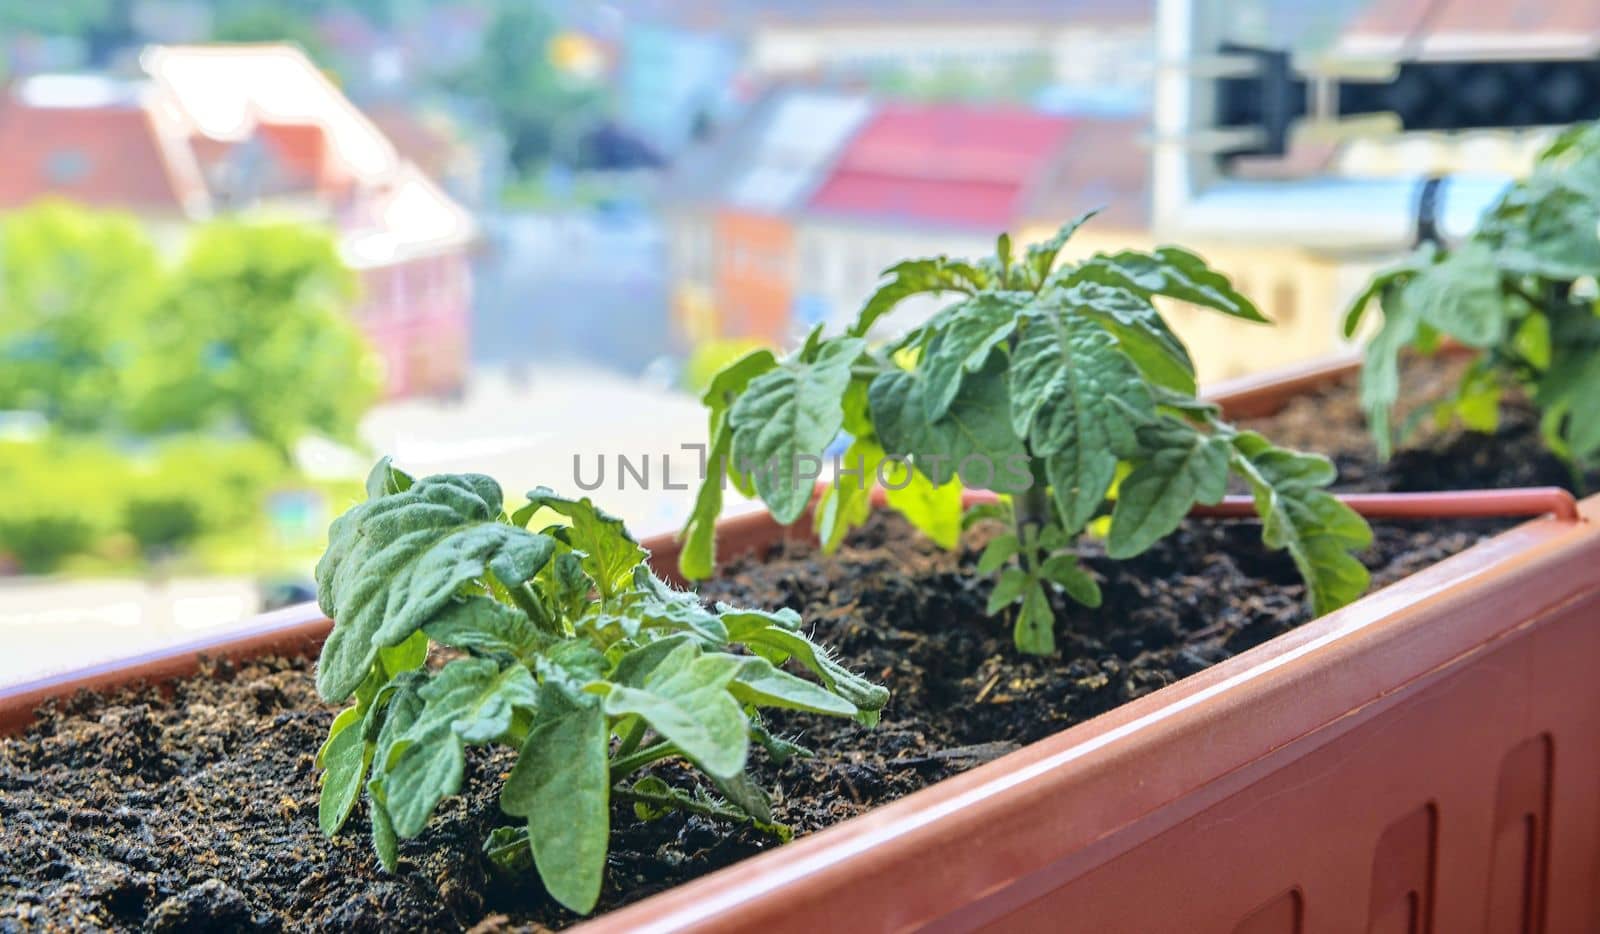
[
  {"xmin": 1398, "ymin": 243, "xmax": 1504, "ymax": 348},
  {"xmin": 1231, "ymin": 433, "xmax": 1373, "ymax": 616},
  {"xmin": 729, "ymin": 656, "xmax": 859, "ymax": 717},
  {"xmin": 422, "ymin": 596, "xmax": 550, "ymax": 663},
  {"xmin": 711, "ymin": 770, "xmax": 773, "ymax": 823},
  {"xmin": 728, "ymin": 338, "xmax": 864, "ymax": 524},
  {"xmin": 501, "ymin": 693, "xmax": 610, "ymax": 915},
  {"xmin": 1039, "ymin": 555, "xmax": 1101, "ymax": 607},
  {"xmin": 678, "ymin": 428, "xmax": 730, "ymax": 580},
  {"xmin": 627, "ymin": 570, "xmax": 730, "ymax": 645},
  {"xmin": 814, "ymin": 434, "xmax": 878, "ymax": 553},
  {"xmin": 1065, "ymin": 282, "xmax": 1196, "ymax": 394},
  {"xmin": 1023, "ymin": 210, "xmax": 1099, "ymax": 288},
  {"xmin": 721, "ymin": 618, "xmax": 889, "ymax": 723},
  {"xmin": 317, "ymin": 710, "xmax": 371, "ymax": 836},
  {"xmin": 412, "ymin": 656, "xmax": 540, "ymax": 745},
  {"xmin": 370, "ymin": 798, "xmax": 399, "ymax": 872},
  {"xmin": 870, "ymin": 356, "xmax": 1029, "ymax": 491},
  {"xmin": 1010, "ymin": 303, "xmax": 1152, "ymax": 456},
  {"xmin": 1009, "ymin": 307, "xmax": 1150, "ymax": 529},
  {"xmin": 976, "ymin": 533, "xmax": 1019, "ymax": 574},
  {"xmin": 1069, "ymin": 247, "xmax": 1267, "ymax": 322},
  {"xmin": 365, "ymin": 456, "xmax": 415, "ymax": 499},
  {"xmin": 1015, "ymin": 582, "xmax": 1056, "ymax": 655},
  {"xmin": 381, "ymin": 730, "xmax": 464, "ymax": 838},
  {"xmin": 918, "ymin": 292, "xmax": 1027, "ymax": 421},
  {"xmin": 519, "ymin": 487, "xmax": 646, "ymax": 599},
  {"xmin": 1106, "ymin": 418, "xmax": 1230, "ymax": 559},
  {"xmin": 600, "ymin": 641, "xmax": 750, "ymax": 779},
  {"xmin": 1356, "ymin": 288, "xmax": 1423, "ymax": 460},
  {"xmin": 849, "ymin": 257, "xmax": 990, "ymax": 337},
  {"xmin": 315, "ymin": 471, "xmax": 555, "ymax": 701},
  {"xmin": 880, "ymin": 450, "xmax": 966, "ymax": 549},
  {"xmin": 986, "ymin": 567, "xmax": 1029, "ymax": 613}
]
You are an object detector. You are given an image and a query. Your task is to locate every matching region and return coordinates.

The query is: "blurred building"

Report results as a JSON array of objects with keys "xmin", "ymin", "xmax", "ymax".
[
  {"xmin": 0, "ymin": 44, "xmax": 475, "ymax": 398},
  {"xmin": 618, "ymin": 0, "xmax": 1153, "ymax": 158},
  {"xmin": 661, "ymin": 86, "xmax": 1346, "ymax": 382}
]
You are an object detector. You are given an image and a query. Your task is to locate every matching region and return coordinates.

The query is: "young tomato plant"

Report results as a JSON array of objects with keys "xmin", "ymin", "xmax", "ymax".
[
  {"xmin": 1346, "ymin": 121, "xmax": 1600, "ymax": 477},
  {"xmin": 680, "ymin": 213, "xmax": 1373, "ymax": 655},
  {"xmin": 314, "ymin": 459, "xmax": 887, "ymax": 915}
]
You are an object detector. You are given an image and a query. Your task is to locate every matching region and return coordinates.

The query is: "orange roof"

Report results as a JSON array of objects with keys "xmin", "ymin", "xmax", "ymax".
[{"xmin": 0, "ymin": 101, "xmax": 188, "ymax": 213}]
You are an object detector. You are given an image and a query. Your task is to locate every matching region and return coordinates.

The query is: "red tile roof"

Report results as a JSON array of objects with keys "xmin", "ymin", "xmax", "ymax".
[
  {"xmin": 0, "ymin": 102, "xmax": 187, "ymax": 213},
  {"xmin": 807, "ymin": 104, "xmax": 1072, "ymax": 229}
]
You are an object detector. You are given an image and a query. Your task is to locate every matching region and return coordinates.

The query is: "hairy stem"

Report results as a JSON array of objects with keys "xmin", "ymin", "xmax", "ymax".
[
  {"xmin": 609, "ymin": 740, "xmax": 681, "ymax": 781},
  {"xmin": 613, "ymin": 786, "xmax": 755, "ymax": 823},
  {"xmin": 613, "ymin": 716, "xmax": 647, "ymax": 759}
]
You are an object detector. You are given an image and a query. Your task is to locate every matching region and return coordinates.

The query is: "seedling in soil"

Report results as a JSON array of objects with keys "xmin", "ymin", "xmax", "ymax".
[
  {"xmin": 681, "ymin": 213, "xmax": 1373, "ymax": 655},
  {"xmin": 1347, "ymin": 120, "xmax": 1600, "ymax": 480},
  {"xmin": 314, "ymin": 459, "xmax": 887, "ymax": 914}
]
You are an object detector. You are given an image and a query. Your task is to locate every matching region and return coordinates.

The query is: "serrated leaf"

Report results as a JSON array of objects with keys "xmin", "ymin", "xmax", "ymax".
[
  {"xmin": 1010, "ymin": 304, "xmax": 1151, "ymax": 455},
  {"xmin": 728, "ymin": 337, "xmax": 863, "ymax": 524},
  {"xmin": 849, "ymin": 256, "xmax": 990, "ymax": 337},
  {"xmin": 729, "ymin": 656, "xmax": 858, "ymax": 717},
  {"xmin": 1009, "ymin": 307, "xmax": 1150, "ymax": 529},
  {"xmin": 870, "ymin": 356, "xmax": 1029, "ymax": 492},
  {"xmin": 986, "ymin": 567, "xmax": 1029, "ymax": 613},
  {"xmin": 518, "ymin": 487, "xmax": 646, "ymax": 599},
  {"xmin": 711, "ymin": 770, "xmax": 773, "ymax": 823},
  {"xmin": 1015, "ymin": 582, "xmax": 1056, "ymax": 655},
  {"xmin": 1068, "ymin": 247, "xmax": 1267, "ymax": 322},
  {"xmin": 501, "ymin": 693, "xmax": 609, "ymax": 915},
  {"xmin": 1106, "ymin": 418, "xmax": 1230, "ymax": 559},
  {"xmin": 315, "ymin": 471, "xmax": 556, "ymax": 701},
  {"xmin": 720, "ymin": 617, "xmax": 889, "ymax": 723},
  {"xmin": 1024, "ymin": 210, "xmax": 1099, "ymax": 288},
  {"xmin": 600, "ymin": 641, "xmax": 750, "ymax": 779},
  {"xmin": 976, "ymin": 533, "xmax": 1019, "ymax": 574},
  {"xmin": 1039, "ymin": 555, "xmax": 1101, "ymax": 607},
  {"xmin": 1064, "ymin": 282, "xmax": 1196, "ymax": 394},
  {"xmin": 412, "ymin": 656, "xmax": 540, "ymax": 745},
  {"xmin": 1231, "ymin": 433, "xmax": 1373, "ymax": 616},
  {"xmin": 1399, "ymin": 243, "xmax": 1504, "ymax": 348},
  {"xmin": 382, "ymin": 730, "xmax": 464, "ymax": 838},
  {"xmin": 422, "ymin": 596, "xmax": 550, "ymax": 662},
  {"xmin": 628, "ymin": 570, "xmax": 729, "ymax": 645},
  {"xmin": 919, "ymin": 292, "xmax": 1028, "ymax": 420}
]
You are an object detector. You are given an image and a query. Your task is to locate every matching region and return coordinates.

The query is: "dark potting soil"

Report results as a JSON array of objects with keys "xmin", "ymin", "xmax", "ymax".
[{"xmin": 0, "ymin": 355, "xmax": 1573, "ymax": 932}]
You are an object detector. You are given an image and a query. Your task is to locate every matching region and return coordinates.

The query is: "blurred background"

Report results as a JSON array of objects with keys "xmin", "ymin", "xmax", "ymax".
[{"xmin": 1, "ymin": 0, "xmax": 1595, "ymax": 681}]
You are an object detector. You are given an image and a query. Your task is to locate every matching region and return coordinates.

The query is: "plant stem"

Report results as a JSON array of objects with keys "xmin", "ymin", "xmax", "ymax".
[
  {"xmin": 609, "ymin": 740, "xmax": 680, "ymax": 781},
  {"xmin": 612, "ymin": 786, "xmax": 745, "ymax": 822},
  {"xmin": 613, "ymin": 716, "xmax": 647, "ymax": 759},
  {"xmin": 506, "ymin": 580, "xmax": 561, "ymax": 636}
]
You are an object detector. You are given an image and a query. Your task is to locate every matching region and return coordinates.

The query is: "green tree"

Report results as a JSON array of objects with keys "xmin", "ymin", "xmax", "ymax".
[
  {"xmin": 0, "ymin": 201, "xmax": 164, "ymax": 432},
  {"xmin": 128, "ymin": 220, "xmax": 381, "ymax": 454},
  {"xmin": 212, "ymin": 3, "xmax": 333, "ymax": 66},
  {"xmin": 452, "ymin": 3, "xmax": 601, "ymax": 172}
]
